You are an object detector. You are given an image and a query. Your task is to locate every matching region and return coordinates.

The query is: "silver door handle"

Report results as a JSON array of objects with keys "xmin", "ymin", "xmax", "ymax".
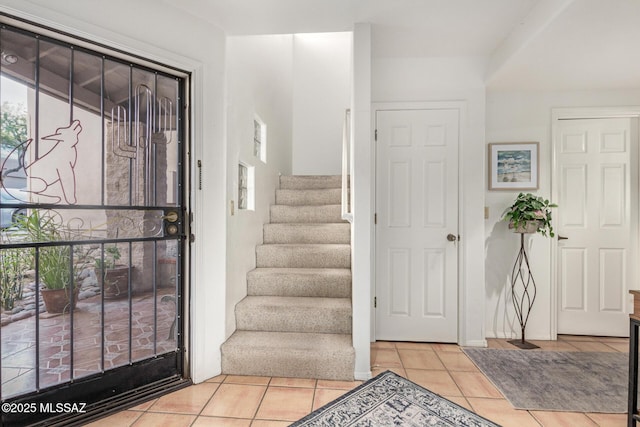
[{"xmin": 447, "ymin": 234, "xmax": 458, "ymax": 242}]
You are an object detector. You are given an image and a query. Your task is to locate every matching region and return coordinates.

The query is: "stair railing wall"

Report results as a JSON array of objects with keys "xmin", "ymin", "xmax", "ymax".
[{"xmin": 341, "ymin": 109, "xmax": 353, "ymax": 223}]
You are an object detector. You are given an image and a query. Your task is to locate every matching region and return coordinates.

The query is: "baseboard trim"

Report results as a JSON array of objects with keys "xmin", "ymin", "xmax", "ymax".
[
  {"xmin": 485, "ymin": 332, "xmax": 554, "ymax": 341},
  {"xmin": 485, "ymin": 332, "xmax": 514, "ymax": 339},
  {"xmin": 460, "ymin": 339, "xmax": 487, "ymax": 348},
  {"xmin": 354, "ymin": 370, "xmax": 372, "ymax": 381}
]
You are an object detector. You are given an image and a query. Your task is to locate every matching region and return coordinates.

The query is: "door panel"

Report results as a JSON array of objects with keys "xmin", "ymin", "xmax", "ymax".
[
  {"xmin": 423, "ymin": 248, "xmax": 445, "ymax": 316},
  {"xmin": 556, "ymin": 118, "xmax": 635, "ymax": 336},
  {"xmin": 375, "ymin": 109, "xmax": 459, "ymax": 342},
  {"xmin": 0, "ymin": 22, "xmax": 187, "ymax": 424}
]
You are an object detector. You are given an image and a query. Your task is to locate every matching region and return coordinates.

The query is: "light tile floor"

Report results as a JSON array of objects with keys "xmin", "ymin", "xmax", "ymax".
[{"xmin": 88, "ymin": 335, "xmax": 628, "ymax": 427}]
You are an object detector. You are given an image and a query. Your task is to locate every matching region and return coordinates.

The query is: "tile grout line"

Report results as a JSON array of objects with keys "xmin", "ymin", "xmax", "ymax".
[
  {"xmin": 249, "ymin": 376, "xmax": 272, "ymax": 423},
  {"xmin": 451, "ymin": 348, "xmax": 481, "ymax": 410},
  {"xmin": 308, "ymin": 379, "xmax": 318, "ymax": 417},
  {"xmin": 188, "ymin": 378, "xmax": 227, "ymax": 426},
  {"xmin": 431, "ymin": 345, "xmax": 465, "ymax": 399},
  {"xmin": 527, "ymin": 410, "xmax": 545, "ymax": 427}
]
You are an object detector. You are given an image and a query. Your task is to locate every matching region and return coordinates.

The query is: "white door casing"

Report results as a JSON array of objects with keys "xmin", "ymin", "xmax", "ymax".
[
  {"xmin": 375, "ymin": 108, "xmax": 459, "ymax": 342},
  {"xmin": 554, "ymin": 116, "xmax": 638, "ymax": 337}
]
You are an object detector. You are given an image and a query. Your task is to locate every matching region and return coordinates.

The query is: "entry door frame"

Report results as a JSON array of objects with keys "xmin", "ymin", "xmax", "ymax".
[
  {"xmin": 550, "ymin": 106, "xmax": 640, "ymax": 339},
  {"xmin": 372, "ymin": 101, "xmax": 466, "ymax": 344},
  {"xmin": 0, "ymin": 13, "xmax": 194, "ymax": 424}
]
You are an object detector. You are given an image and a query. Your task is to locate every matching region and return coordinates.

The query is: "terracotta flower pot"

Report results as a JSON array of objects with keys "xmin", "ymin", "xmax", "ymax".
[
  {"xmin": 41, "ymin": 287, "xmax": 80, "ymax": 314},
  {"xmin": 96, "ymin": 265, "xmax": 130, "ymax": 299}
]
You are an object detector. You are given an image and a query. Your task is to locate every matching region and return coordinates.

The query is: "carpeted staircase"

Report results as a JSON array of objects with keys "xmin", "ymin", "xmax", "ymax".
[{"xmin": 221, "ymin": 175, "xmax": 355, "ymax": 380}]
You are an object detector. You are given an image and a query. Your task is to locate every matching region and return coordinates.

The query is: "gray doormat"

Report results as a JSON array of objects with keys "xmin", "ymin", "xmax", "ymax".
[
  {"xmin": 463, "ymin": 348, "xmax": 627, "ymax": 413},
  {"xmin": 290, "ymin": 370, "xmax": 500, "ymax": 426}
]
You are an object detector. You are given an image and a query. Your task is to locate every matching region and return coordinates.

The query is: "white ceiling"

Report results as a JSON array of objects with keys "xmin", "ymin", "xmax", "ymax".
[
  {"xmin": 165, "ymin": 0, "xmax": 640, "ymax": 91},
  {"xmin": 487, "ymin": 0, "xmax": 640, "ymax": 90}
]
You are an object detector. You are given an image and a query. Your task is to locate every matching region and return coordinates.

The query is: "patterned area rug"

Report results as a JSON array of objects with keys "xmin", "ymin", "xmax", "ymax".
[
  {"xmin": 290, "ymin": 370, "xmax": 499, "ymax": 426},
  {"xmin": 463, "ymin": 348, "xmax": 627, "ymax": 413}
]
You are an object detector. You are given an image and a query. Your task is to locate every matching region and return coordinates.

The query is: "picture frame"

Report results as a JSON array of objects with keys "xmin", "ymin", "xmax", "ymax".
[{"xmin": 488, "ymin": 142, "xmax": 539, "ymax": 190}]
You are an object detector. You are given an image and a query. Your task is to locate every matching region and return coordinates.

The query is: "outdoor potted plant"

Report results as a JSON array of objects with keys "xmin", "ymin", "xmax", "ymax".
[
  {"xmin": 502, "ymin": 192, "xmax": 558, "ymax": 237},
  {"xmin": 15, "ymin": 210, "xmax": 81, "ymax": 313},
  {"xmin": 39, "ymin": 245, "xmax": 78, "ymax": 313},
  {"xmin": 94, "ymin": 245, "xmax": 130, "ymax": 299},
  {"xmin": 0, "ymin": 247, "xmax": 31, "ymax": 311}
]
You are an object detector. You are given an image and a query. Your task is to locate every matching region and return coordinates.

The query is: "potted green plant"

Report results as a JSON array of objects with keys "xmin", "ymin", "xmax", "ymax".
[
  {"xmin": 94, "ymin": 245, "xmax": 130, "ymax": 299},
  {"xmin": 15, "ymin": 210, "xmax": 83, "ymax": 313},
  {"xmin": 502, "ymin": 192, "xmax": 558, "ymax": 237}
]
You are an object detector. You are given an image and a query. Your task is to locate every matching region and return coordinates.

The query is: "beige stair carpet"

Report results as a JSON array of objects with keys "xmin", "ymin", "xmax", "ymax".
[{"xmin": 221, "ymin": 175, "xmax": 354, "ymax": 380}]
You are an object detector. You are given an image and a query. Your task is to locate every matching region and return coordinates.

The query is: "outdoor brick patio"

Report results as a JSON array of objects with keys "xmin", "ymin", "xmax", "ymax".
[{"xmin": 1, "ymin": 289, "xmax": 177, "ymax": 400}]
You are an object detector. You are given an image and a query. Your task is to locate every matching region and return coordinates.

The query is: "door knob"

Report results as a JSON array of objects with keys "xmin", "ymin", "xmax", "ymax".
[
  {"xmin": 162, "ymin": 211, "xmax": 179, "ymax": 222},
  {"xmin": 558, "ymin": 235, "xmax": 569, "ymax": 241},
  {"xmin": 447, "ymin": 233, "xmax": 458, "ymax": 242}
]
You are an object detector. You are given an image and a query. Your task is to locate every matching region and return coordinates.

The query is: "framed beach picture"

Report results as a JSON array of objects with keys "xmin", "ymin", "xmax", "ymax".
[{"xmin": 488, "ymin": 142, "xmax": 539, "ymax": 190}]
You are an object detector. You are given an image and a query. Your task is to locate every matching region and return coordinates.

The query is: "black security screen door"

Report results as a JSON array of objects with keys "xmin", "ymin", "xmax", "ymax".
[{"xmin": 0, "ymin": 18, "xmax": 189, "ymax": 425}]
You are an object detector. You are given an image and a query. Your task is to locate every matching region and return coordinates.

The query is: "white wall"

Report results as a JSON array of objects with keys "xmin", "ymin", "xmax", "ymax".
[
  {"xmin": 351, "ymin": 23, "xmax": 372, "ymax": 380},
  {"xmin": 1, "ymin": 0, "xmax": 228, "ymax": 383},
  {"xmin": 485, "ymin": 88, "xmax": 640, "ymax": 340},
  {"xmin": 292, "ymin": 32, "xmax": 351, "ymax": 175},
  {"xmin": 372, "ymin": 56, "xmax": 488, "ymax": 346},
  {"xmin": 225, "ymin": 35, "xmax": 293, "ymax": 336}
]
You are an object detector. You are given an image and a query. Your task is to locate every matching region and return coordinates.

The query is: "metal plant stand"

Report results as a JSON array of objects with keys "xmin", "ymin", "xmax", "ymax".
[{"xmin": 508, "ymin": 232, "xmax": 539, "ymax": 349}]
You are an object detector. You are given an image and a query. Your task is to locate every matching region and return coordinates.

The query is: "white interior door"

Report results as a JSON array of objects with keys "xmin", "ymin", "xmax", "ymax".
[
  {"xmin": 555, "ymin": 117, "xmax": 637, "ymax": 337},
  {"xmin": 375, "ymin": 109, "xmax": 459, "ymax": 342}
]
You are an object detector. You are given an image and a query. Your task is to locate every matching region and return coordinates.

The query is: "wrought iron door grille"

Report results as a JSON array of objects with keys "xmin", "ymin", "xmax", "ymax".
[{"xmin": 0, "ymin": 18, "xmax": 188, "ymax": 425}]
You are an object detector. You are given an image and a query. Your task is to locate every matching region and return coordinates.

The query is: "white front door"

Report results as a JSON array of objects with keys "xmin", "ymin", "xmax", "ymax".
[
  {"xmin": 375, "ymin": 109, "xmax": 459, "ymax": 342},
  {"xmin": 555, "ymin": 117, "xmax": 637, "ymax": 337}
]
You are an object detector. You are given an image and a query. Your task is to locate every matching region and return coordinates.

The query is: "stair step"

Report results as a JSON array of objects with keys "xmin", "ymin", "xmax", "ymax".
[
  {"xmin": 256, "ymin": 244, "xmax": 350, "ymax": 268},
  {"xmin": 236, "ymin": 296, "xmax": 352, "ymax": 334},
  {"xmin": 221, "ymin": 330, "xmax": 355, "ymax": 380},
  {"xmin": 248, "ymin": 268, "xmax": 351, "ymax": 298},
  {"xmin": 223, "ymin": 174, "xmax": 355, "ymax": 380},
  {"xmin": 270, "ymin": 205, "xmax": 344, "ymax": 223},
  {"xmin": 275, "ymin": 188, "xmax": 342, "ymax": 206},
  {"xmin": 280, "ymin": 175, "xmax": 342, "ymax": 190},
  {"xmin": 264, "ymin": 223, "xmax": 350, "ymax": 244}
]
